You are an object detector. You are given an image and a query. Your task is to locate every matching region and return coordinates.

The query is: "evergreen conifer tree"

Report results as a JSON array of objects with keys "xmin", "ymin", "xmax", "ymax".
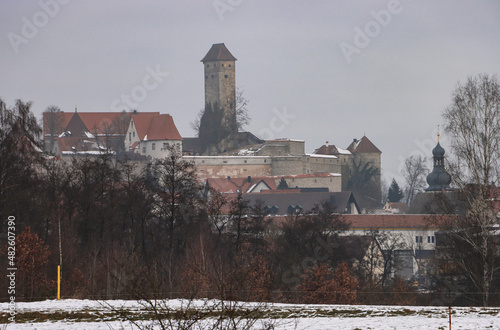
[{"xmin": 387, "ymin": 178, "xmax": 404, "ymax": 202}]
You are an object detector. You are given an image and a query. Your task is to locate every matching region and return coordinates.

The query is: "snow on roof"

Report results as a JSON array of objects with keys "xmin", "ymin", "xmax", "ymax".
[
  {"xmin": 132, "ymin": 114, "xmax": 182, "ymax": 141},
  {"xmin": 84, "ymin": 131, "xmax": 95, "ymax": 139},
  {"xmin": 336, "ymin": 147, "xmax": 351, "ymax": 155},
  {"xmin": 270, "ymin": 172, "xmax": 341, "ymax": 178},
  {"xmin": 308, "ymin": 153, "xmax": 338, "ymax": 159},
  {"xmin": 184, "ymin": 155, "xmax": 271, "ymax": 159},
  {"xmin": 267, "ymin": 138, "xmax": 305, "ymax": 142},
  {"xmin": 246, "ymin": 183, "xmax": 258, "ymax": 193}
]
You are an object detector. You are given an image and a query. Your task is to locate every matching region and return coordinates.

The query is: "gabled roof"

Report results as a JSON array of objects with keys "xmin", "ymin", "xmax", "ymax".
[
  {"xmin": 384, "ymin": 202, "xmax": 410, "ymax": 214},
  {"xmin": 314, "ymin": 144, "xmax": 352, "ymax": 156},
  {"xmin": 131, "ymin": 114, "xmax": 182, "ymax": 141},
  {"xmin": 242, "ymin": 191, "xmax": 359, "ymax": 215},
  {"xmin": 201, "ymin": 43, "xmax": 237, "ymax": 62},
  {"xmin": 64, "ymin": 112, "xmax": 88, "ymax": 137},
  {"xmin": 207, "ymin": 177, "xmax": 277, "ymax": 194},
  {"xmin": 347, "ymin": 136, "xmax": 381, "ymax": 154},
  {"xmin": 55, "ymin": 136, "xmax": 103, "ymax": 154},
  {"xmin": 43, "ymin": 111, "xmax": 159, "ymax": 136}
]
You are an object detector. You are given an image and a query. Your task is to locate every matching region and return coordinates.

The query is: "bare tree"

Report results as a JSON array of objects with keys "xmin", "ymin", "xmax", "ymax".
[
  {"xmin": 441, "ymin": 73, "xmax": 500, "ymax": 306},
  {"xmin": 43, "ymin": 105, "xmax": 64, "ymax": 153},
  {"xmin": 401, "ymin": 155, "xmax": 428, "ymax": 204},
  {"xmin": 235, "ymin": 87, "xmax": 250, "ymax": 131},
  {"xmin": 192, "ymin": 87, "xmax": 250, "ymax": 134},
  {"xmin": 346, "ymin": 158, "xmax": 380, "ymax": 210}
]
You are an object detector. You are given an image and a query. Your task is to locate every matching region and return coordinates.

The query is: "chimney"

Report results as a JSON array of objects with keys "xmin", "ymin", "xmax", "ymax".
[
  {"xmin": 325, "ymin": 141, "xmax": 329, "ymax": 147},
  {"xmin": 247, "ymin": 176, "xmax": 251, "ymax": 183}
]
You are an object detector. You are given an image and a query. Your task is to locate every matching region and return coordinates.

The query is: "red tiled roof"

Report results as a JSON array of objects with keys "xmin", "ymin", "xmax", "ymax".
[
  {"xmin": 347, "ymin": 136, "xmax": 381, "ymax": 154},
  {"xmin": 56, "ymin": 137, "xmax": 98, "ymax": 152},
  {"xmin": 314, "ymin": 145, "xmax": 351, "ymax": 155},
  {"xmin": 207, "ymin": 177, "xmax": 277, "ymax": 194},
  {"xmin": 129, "ymin": 141, "xmax": 140, "ymax": 150},
  {"xmin": 201, "ymin": 43, "xmax": 237, "ymax": 62},
  {"xmin": 64, "ymin": 112, "xmax": 88, "ymax": 137},
  {"xmin": 43, "ymin": 111, "xmax": 159, "ymax": 136},
  {"xmin": 132, "ymin": 114, "xmax": 182, "ymax": 141}
]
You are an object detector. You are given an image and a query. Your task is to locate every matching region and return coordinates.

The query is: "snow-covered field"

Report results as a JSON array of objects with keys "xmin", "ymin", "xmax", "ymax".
[{"xmin": 1, "ymin": 299, "xmax": 500, "ymax": 329}]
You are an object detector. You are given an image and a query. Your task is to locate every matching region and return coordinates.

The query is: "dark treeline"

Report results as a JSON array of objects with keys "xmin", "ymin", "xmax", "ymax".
[{"xmin": 2, "ymin": 99, "xmax": 496, "ymax": 307}]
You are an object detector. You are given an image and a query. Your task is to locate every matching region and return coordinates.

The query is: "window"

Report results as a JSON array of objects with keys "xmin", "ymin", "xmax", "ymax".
[
  {"xmin": 416, "ymin": 236, "xmax": 423, "ymax": 243},
  {"xmin": 133, "ymin": 131, "xmax": 135, "ymax": 137},
  {"xmin": 224, "ymin": 75, "xmax": 228, "ymax": 78},
  {"xmin": 129, "ymin": 133, "xmax": 131, "ymax": 141},
  {"xmin": 222, "ymin": 63, "xmax": 224, "ymax": 67},
  {"xmin": 432, "ymin": 236, "xmax": 435, "ymax": 243},
  {"xmin": 163, "ymin": 142, "xmax": 169, "ymax": 150},
  {"xmin": 152, "ymin": 143, "xmax": 155, "ymax": 151},
  {"xmin": 205, "ymin": 75, "xmax": 208, "ymax": 79},
  {"xmin": 427, "ymin": 236, "xmax": 431, "ymax": 243},
  {"xmin": 142, "ymin": 146, "xmax": 146, "ymax": 153},
  {"xmin": 229, "ymin": 64, "xmax": 231, "ymax": 67},
  {"xmin": 211, "ymin": 75, "xmax": 214, "ymax": 79}
]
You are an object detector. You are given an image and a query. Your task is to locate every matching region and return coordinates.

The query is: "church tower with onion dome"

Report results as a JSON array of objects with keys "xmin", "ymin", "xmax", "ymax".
[{"xmin": 425, "ymin": 136, "xmax": 453, "ymax": 192}]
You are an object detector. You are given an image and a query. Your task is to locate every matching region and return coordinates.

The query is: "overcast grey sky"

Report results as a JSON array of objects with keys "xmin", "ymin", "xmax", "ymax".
[{"xmin": 1, "ymin": 1, "xmax": 499, "ymax": 185}]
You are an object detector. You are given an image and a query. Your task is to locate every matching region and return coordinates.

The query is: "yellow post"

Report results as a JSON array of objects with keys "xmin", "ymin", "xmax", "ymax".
[{"xmin": 57, "ymin": 265, "xmax": 61, "ymax": 300}]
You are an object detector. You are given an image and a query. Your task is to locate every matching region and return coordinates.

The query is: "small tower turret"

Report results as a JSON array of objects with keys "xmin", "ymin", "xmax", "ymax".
[{"xmin": 425, "ymin": 135, "xmax": 453, "ymax": 192}]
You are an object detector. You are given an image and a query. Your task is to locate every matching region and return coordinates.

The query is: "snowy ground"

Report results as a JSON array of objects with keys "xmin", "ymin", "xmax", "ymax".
[{"xmin": 1, "ymin": 299, "xmax": 500, "ymax": 329}]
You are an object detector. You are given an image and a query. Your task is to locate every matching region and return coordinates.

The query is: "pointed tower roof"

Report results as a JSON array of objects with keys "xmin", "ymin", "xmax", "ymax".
[
  {"xmin": 64, "ymin": 112, "xmax": 88, "ymax": 137},
  {"xmin": 347, "ymin": 136, "xmax": 381, "ymax": 153},
  {"xmin": 201, "ymin": 43, "xmax": 237, "ymax": 62}
]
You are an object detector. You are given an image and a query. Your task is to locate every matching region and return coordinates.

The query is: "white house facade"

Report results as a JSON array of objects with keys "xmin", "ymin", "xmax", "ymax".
[{"xmin": 124, "ymin": 114, "xmax": 182, "ymax": 159}]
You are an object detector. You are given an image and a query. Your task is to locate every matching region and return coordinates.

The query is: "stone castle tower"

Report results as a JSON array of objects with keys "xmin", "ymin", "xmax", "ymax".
[{"xmin": 201, "ymin": 43, "xmax": 238, "ymax": 136}]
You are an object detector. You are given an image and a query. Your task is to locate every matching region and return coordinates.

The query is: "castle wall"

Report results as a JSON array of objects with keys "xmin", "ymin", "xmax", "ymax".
[
  {"xmin": 308, "ymin": 155, "xmax": 343, "ymax": 174},
  {"xmin": 184, "ymin": 156, "xmax": 272, "ymax": 178},
  {"xmin": 270, "ymin": 156, "xmax": 308, "ymax": 175},
  {"xmin": 277, "ymin": 175, "xmax": 341, "ymax": 192},
  {"xmin": 256, "ymin": 139, "xmax": 305, "ymax": 156}
]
